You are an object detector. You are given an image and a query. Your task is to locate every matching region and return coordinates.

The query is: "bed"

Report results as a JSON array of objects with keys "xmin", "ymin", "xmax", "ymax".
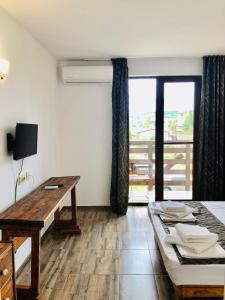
[{"xmin": 148, "ymin": 201, "xmax": 225, "ymax": 299}]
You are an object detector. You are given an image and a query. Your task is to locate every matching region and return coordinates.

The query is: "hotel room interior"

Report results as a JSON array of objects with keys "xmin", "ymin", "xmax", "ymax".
[{"xmin": 0, "ymin": 1, "xmax": 225, "ymax": 299}]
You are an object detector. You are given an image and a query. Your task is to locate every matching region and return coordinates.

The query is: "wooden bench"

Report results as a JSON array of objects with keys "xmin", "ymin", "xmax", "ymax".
[{"xmin": 0, "ymin": 176, "xmax": 81, "ymax": 300}]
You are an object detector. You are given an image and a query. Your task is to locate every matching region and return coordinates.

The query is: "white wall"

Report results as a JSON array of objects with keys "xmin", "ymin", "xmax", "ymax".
[
  {"xmin": 57, "ymin": 57, "xmax": 202, "ymax": 206},
  {"xmin": 58, "ymin": 83, "xmax": 112, "ymax": 206},
  {"xmin": 0, "ymin": 7, "xmax": 58, "ymax": 269}
]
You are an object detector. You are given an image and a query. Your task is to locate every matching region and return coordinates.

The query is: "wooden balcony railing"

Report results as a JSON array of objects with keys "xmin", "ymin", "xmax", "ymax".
[{"xmin": 129, "ymin": 140, "xmax": 192, "ymax": 191}]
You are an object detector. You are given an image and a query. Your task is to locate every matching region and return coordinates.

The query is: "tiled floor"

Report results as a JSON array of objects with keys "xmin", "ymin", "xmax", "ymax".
[{"xmin": 16, "ymin": 206, "xmax": 222, "ymax": 299}]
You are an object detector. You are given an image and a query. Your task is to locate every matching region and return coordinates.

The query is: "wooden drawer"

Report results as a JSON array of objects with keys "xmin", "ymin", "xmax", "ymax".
[
  {"xmin": 0, "ymin": 248, "xmax": 13, "ymax": 290},
  {"xmin": 1, "ymin": 277, "xmax": 14, "ymax": 300},
  {"xmin": 0, "ymin": 243, "xmax": 15, "ymax": 300}
]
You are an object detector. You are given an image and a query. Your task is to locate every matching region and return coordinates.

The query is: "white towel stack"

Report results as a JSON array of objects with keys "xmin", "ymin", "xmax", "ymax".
[
  {"xmin": 164, "ymin": 223, "xmax": 225, "ymax": 258},
  {"xmin": 160, "ymin": 201, "xmax": 186, "ymax": 212},
  {"xmin": 175, "ymin": 223, "xmax": 217, "ymax": 244},
  {"xmin": 152, "ymin": 201, "xmax": 196, "ymax": 222}
]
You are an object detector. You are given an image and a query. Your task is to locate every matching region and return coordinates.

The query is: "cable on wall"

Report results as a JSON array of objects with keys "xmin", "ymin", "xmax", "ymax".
[{"xmin": 14, "ymin": 158, "xmax": 24, "ymax": 203}]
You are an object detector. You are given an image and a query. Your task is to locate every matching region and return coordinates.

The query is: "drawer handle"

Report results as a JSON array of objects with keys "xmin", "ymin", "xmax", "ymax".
[{"xmin": 0, "ymin": 268, "xmax": 9, "ymax": 276}]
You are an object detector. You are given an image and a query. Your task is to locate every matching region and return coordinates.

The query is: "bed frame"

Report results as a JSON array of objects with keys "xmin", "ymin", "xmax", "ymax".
[
  {"xmin": 174, "ymin": 284, "xmax": 224, "ymax": 299},
  {"xmin": 148, "ymin": 205, "xmax": 225, "ymax": 300}
]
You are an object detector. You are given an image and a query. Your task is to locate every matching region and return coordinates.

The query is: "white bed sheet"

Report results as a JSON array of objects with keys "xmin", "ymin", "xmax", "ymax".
[{"xmin": 148, "ymin": 202, "xmax": 225, "ymax": 286}]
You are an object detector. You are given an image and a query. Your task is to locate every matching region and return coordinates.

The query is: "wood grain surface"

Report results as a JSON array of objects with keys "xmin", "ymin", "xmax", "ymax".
[{"xmin": 0, "ymin": 176, "xmax": 80, "ymax": 227}]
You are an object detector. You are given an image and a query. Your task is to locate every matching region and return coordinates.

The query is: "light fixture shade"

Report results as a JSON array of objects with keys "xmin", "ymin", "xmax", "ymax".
[{"xmin": 0, "ymin": 58, "xmax": 10, "ymax": 80}]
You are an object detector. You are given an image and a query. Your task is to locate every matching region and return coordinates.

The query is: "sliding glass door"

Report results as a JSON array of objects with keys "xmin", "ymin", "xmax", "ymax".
[{"xmin": 129, "ymin": 76, "xmax": 201, "ymax": 203}]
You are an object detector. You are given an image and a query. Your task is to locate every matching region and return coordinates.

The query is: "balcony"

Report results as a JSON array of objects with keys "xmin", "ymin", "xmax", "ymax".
[{"xmin": 129, "ymin": 140, "xmax": 193, "ymax": 203}]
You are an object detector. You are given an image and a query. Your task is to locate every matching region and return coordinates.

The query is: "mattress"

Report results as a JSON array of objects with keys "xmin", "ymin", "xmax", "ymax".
[{"xmin": 148, "ymin": 201, "xmax": 225, "ymax": 286}]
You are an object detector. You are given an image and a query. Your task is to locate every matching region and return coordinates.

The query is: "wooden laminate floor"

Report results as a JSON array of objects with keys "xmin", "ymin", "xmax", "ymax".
[{"xmin": 16, "ymin": 206, "xmax": 222, "ymax": 300}]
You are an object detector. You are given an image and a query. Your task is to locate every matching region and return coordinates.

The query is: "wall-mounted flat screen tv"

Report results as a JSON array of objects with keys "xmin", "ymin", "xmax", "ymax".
[{"xmin": 13, "ymin": 123, "xmax": 38, "ymax": 160}]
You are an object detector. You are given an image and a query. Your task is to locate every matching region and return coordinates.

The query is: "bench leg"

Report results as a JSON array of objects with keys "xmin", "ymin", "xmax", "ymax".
[{"xmin": 54, "ymin": 186, "xmax": 81, "ymax": 234}]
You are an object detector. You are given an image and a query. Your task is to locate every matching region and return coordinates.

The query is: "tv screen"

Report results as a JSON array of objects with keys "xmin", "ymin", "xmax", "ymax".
[{"xmin": 14, "ymin": 123, "xmax": 38, "ymax": 160}]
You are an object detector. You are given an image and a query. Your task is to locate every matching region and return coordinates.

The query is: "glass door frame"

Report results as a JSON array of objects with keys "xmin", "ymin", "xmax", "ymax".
[
  {"xmin": 128, "ymin": 75, "xmax": 201, "ymax": 202},
  {"xmin": 155, "ymin": 76, "xmax": 201, "ymax": 201}
]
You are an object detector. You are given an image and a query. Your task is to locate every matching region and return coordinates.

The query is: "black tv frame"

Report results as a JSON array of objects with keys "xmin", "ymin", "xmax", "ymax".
[{"xmin": 7, "ymin": 123, "xmax": 38, "ymax": 161}]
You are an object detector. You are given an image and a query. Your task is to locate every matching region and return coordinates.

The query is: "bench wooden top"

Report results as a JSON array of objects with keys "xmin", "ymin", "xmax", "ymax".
[{"xmin": 0, "ymin": 176, "xmax": 80, "ymax": 228}]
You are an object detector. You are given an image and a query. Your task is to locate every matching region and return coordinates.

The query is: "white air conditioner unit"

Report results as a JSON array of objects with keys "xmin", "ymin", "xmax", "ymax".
[{"xmin": 62, "ymin": 65, "xmax": 113, "ymax": 84}]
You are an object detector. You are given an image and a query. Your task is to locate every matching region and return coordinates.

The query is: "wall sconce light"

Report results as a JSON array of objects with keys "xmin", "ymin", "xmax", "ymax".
[{"xmin": 0, "ymin": 58, "xmax": 10, "ymax": 80}]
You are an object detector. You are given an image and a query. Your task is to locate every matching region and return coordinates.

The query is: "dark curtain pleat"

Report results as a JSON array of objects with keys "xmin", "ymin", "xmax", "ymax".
[
  {"xmin": 110, "ymin": 58, "xmax": 129, "ymax": 215},
  {"xmin": 194, "ymin": 56, "xmax": 225, "ymax": 201}
]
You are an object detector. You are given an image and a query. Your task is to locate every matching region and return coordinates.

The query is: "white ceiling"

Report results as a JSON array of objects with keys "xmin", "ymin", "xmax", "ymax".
[{"xmin": 1, "ymin": 0, "xmax": 225, "ymax": 59}]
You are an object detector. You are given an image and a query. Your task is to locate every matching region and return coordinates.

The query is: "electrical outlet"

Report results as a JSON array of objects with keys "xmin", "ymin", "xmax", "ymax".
[
  {"xmin": 26, "ymin": 172, "xmax": 32, "ymax": 180},
  {"xmin": 18, "ymin": 171, "xmax": 31, "ymax": 185}
]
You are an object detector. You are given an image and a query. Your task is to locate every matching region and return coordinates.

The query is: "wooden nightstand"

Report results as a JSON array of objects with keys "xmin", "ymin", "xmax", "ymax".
[{"xmin": 0, "ymin": 242, "xmax": 16, "ymax": 300}]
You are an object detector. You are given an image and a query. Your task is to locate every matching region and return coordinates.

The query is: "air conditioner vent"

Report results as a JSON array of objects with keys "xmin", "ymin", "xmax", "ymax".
[{"xmin": 62, "ymin": 65, "xmax": 113, "ymax": 84}]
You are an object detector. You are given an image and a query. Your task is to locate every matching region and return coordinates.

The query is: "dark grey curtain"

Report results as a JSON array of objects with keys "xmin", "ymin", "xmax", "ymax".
[
  {"xmin": 110, "ymin": 58, "xmax": 129, "ymax": 215},
  {"xmin": 195, "ymin": 56, "xmax": 225, "ymax": 201}
]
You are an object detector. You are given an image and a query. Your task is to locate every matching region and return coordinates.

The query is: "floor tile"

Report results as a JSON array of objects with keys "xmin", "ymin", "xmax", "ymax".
[
  {"xmin": 49, "ymin": 275, "xmax": 119, "ymax": 300},
  {"xmin": 150, "ymin": 250, "xmax": 167, "ymax": 275},
  {"xmin": 120, "ymin": 275, "xmax": 159, "ymax": 300},
  {"xmin": 120, "ymin": 231, "xmax": 149, "ymax": 249},
  {"xmin": 119, "ymin": 250, "xmax": 153, "ymax": 274},
  {"xmin": 146, "ymin": 231, "xmax": 159, "ymax": 250}
]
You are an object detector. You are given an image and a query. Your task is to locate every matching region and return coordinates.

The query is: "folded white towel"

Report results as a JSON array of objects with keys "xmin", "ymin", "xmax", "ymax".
[
  {"xmin": 165, "ymin": 228, "xmax": 225, "ymax": 259},
  {"xmin": 160, "ymin": 201, "xmax": 186, "ymax": 212},
  {"xmin": 160, "ymin": 213, "xmax": 196, "ymax": 223},
  {"xmin": 164, "ymin": 227, "xmax": 218, "ymax": 254},
  {"xmin": 175, "ymin": 223, "xmax": 217, "ymax": 243},
  {"xmin": 152, "ymin": 204, "xmax": 195, "ymax": 218}
]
